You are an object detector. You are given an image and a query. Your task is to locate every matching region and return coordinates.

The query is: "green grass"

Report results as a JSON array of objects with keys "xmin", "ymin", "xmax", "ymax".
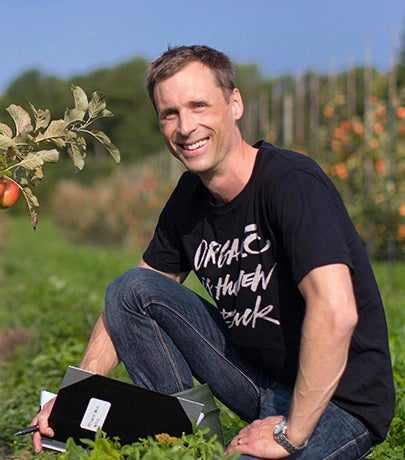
[{"xmin": 0, "ymin": 217, "xmax": 404, "ymax": 458}]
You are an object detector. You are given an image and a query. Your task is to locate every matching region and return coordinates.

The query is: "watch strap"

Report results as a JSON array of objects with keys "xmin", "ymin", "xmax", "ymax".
[{"xmin": 273, "ymin": 418, "xmax": 308, "ymax": 454}]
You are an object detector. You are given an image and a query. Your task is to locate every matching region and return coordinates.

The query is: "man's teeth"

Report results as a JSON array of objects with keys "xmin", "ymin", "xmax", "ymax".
[{"xmin": 183, "ymin": 139, "xmax": 208, "ymax": 151}]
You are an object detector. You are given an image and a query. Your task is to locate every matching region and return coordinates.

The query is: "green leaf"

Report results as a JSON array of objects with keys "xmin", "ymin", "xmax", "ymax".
[
  {"xmin": 29, "ymin": 104, "xmax": 51, "ymax": 131},
  {"xmin": 36, "ymin": 149, "xmax": 59, "ymax": 164},
  {"xmin": 90, "ymin": 438, "xmax": 121, "ymax": 459},
  {"xmin": 14, "ymin": 164, "xmax": 44, "ymax": 187},
  {"xmin": 6, "ymin": 104, "xmax": 33, "ymax": 137},
  {"xmin": 67, "ymin": 136, "xmax": 87, "ymax": 170},
  {"xmin": 88, "ymin": 91, "xmax": 107, "ymax": 119},
  {"xmin": 43, "ymin": 149, "xmax": 59, "ymax": 162},
  {"xmin": 36, "ymin": 119, "xmax": 66, "ymax": 145},
  {"xmin": 0, "ymin": 123, "xmax": 13, "ymax": 138},
  {"xmin": 72, "ymin": 85, "xmax": 89, "ymax": 112},
  {"xmin": 31, "ymin": 209, "xmax": 39, "ymax": 229},
  {"xmin": 16, "ymin": 149, "xmax": 59, "ymax": 170},
  {"xmin": 0, "ymin": 134, "xmax": 17, "ymax": 151},
  {"xmin": 64, "ymin": 108, "xmax": 86, "ymax": 126},
  {"xmin": 101, "ymin": 109, "xmax": 114, "ymax": 118},
  {"xmin": 81, "ymin": 129, "xmax": 121, "ymax": 163},
  {"xmin": 61, "ymin": 437, "xmax": 89, "ymax": 460},
  {"xmin": 20, "ymin": 187, "xmax": 40, "ymax": 229}
]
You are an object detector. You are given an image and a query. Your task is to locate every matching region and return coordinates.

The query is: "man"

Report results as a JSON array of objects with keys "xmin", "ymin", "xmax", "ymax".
[{"xmin": 32, "ymin": 45, "xmax": 395, "ymax": 459}]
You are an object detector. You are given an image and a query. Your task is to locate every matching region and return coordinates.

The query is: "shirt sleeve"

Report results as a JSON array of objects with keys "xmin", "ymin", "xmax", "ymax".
[
  {"xmin": 269, "ymin": 168, "xmax": 353, "ymax": 285},
  {"xmin": 142, "ymin": 174, "xmax": 193, "ymax": 274}
]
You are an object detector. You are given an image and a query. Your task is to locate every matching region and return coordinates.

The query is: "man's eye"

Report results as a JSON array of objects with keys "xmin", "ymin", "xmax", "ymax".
[
  {"xmin": 191, "ymin": 102, "xmax": 207, "ymax": 110},
  {"xmin": 161, "ymin": 111, "xmax": 176, "ymax": 120}
]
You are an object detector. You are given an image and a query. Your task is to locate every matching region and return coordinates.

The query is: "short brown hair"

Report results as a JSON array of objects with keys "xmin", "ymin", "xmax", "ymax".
[{"xmin": 145, "ymin": 45, "xmax": 236, "ymax": 107}]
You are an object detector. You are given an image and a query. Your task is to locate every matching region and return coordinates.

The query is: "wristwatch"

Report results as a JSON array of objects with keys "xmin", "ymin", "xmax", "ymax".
[{"xmin": 273, "ymin": 418, "xmax": 308, "ymax": 454}]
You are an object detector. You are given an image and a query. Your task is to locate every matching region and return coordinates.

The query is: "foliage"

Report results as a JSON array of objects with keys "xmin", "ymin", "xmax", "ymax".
[
  {"xmin": 0, "ymin": 59, "xmax": 164, "ymax": 166},
  {"xmin": 0, "ymin": 218, "xmax": 137, "ymax": 459},
  {"xmin": 1, "ymin": 53, "xmax": 405, "ymax": 260},
  {"xmin": 0, "ymin": 218, "xmax": 403, "ymax": 458},
  {"xmin": 0, "ymin": 217, "xmax": 242, "ymax": 459},
  {"xmin": 0, "ymin": 85, "xmax": 120, "ymax": 228},
  {"xmin": 50, "ymin": 162, "xmax": 174, "ymax": 249},
  {"xmin": 2, "ymin": 70, "xmax": 71, "ymax": 120},
  {"xmin": 315, "ymin": 93, "xmax": 405, "ymax": 259},
  {"xmin": 367, "ymin": 264, "xmax": 405, "ymax": 459},
  {"xmin": 74, "ymin": 58, "xmax": 164, "ymax": 161},
  {"xmin": 59, "ymin": 428, "xmax": 239, "ymax": 460}
]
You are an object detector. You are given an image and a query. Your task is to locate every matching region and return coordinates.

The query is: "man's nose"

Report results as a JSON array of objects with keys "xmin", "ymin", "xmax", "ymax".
[{"xmin": 177, "ymin": 111, "xmax": 196, "ymax": 137}]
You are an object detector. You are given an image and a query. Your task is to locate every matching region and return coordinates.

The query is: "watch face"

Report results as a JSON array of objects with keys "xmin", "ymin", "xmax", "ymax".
[
  {"xmin": 274, "ymin": 420, "xmax": 285, "ymax": 436},
  {"xmin": 273, "ymin": 419, "xmax": 307, "ymax": 454}
]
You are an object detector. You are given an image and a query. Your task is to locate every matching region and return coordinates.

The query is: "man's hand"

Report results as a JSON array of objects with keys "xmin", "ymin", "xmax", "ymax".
[
  {"xmin": 225, "ymin": 416, "xmax": 290, "ymax": 459},
  {"xmin": 31, "ymin": 397, "xmax": 56, "ymax": 454}
]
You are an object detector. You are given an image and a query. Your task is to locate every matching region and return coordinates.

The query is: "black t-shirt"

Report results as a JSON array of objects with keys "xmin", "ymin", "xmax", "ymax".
[{"xmin": 143, "ymin": 141, "xmax": 395, "ymax": 444}]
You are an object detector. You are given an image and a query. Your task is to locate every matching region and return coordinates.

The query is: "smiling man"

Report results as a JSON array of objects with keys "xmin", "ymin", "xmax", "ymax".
[
  {"xmin": 32, "ymin": 45, "xmax": 395, "ymax": 459},
  {"xmin": 153, "ymin": 59, "xmax": 256, "ymax": 202}
]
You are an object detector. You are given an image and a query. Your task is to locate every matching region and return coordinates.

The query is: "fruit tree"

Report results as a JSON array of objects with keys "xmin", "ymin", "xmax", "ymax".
[{"xmin": 0, "ymin": 85, "xmax": 120, "ymax": 228}]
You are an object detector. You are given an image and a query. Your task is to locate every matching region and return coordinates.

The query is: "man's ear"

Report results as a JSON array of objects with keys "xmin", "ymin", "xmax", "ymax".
[{"xmin": 231, "ymin": 88, "xmax": 244, "ymax": 121}]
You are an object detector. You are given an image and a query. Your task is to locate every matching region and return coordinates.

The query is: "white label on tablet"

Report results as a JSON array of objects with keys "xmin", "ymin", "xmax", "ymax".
[{"xmin": 80, "ymin": 398, "xmax": 111, "ymax": 432}]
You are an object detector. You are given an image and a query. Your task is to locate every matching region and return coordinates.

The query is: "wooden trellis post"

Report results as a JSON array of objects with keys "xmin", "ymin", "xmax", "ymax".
[
  {"xmin": 295, "ymin": 72, "xmax": 305, "ymax": 147},
  {"xmin": 309, "ymin": 70, "xmax": 319, "ymax": 152},
  {"xmin": 283, "ymin": 91, "xmax": 294, "ymax": 147},
  {"xmin": 271, "ymin": 80, "xmax": 281, "ymax": 144},
  {"xmin": 347, "ymin": 59, "xmax": 356, "ymax": 117},
  {"xmin": 259, "ymin": 90, "xmax": 270, "ymax": 141}
]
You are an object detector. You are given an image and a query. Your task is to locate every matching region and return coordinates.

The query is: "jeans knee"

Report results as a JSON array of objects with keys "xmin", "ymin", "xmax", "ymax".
[{"xmin": 105, "ymin": 267, "xmax": 151, "ymax": 319}]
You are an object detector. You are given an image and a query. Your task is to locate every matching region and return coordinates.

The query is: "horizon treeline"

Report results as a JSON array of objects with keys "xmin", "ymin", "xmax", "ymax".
[{"xmin": 1, "ymin": 51, "xmax": 405, "ymax": 165}]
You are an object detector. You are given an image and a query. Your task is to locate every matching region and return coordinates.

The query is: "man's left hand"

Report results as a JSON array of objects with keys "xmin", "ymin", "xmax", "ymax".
[{"xmin": 225, "ymin": 416, "xmax": 290, "ymax": 459}]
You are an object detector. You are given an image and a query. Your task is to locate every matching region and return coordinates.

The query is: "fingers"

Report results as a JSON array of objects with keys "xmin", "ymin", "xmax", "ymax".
[
  {"xmin": 225, "ymin": 431, "xmax": 246, "ymax": 454},
  {"xmin": 31, "ymin": 422, "xmax": 42, "ymax": 454},
  {"xmin": 225, "ymin": 416, "xmax": 288, "ymax": 459},
  {"xmin": 31, "ymin": 397, "xmax": 56, "ymax": 454}
]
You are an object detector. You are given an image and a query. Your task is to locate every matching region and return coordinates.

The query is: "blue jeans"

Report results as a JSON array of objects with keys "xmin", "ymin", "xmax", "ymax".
[{"xmin": 105, "ymin": 267, "xmax": 373, "ymax": 459}]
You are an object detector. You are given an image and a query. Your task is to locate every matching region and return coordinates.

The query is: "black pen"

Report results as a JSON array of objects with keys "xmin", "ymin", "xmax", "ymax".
[{"xmin": 13, "ymin": 424, "xmax": 40, "ymax": 436}]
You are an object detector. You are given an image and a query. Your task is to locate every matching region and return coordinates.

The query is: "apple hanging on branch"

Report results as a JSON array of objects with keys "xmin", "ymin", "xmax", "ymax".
[
  {"xmin": 0, "ymin": 84, "xmax": 120, "ymax": 229},
  {"xmin": 0, "ymin": 177, "xmax": 20, "ymax": 209}
]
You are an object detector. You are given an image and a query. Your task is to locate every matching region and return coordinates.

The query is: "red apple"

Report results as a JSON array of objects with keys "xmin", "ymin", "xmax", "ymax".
[{"xmin": 0, "ymin": 178, "xmax": 20, "ymax": 209}]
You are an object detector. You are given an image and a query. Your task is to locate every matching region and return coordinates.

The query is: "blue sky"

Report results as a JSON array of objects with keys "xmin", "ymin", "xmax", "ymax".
[{"xmin": 1, "ymin": 0, "xmax": 404, "ymax": 94}]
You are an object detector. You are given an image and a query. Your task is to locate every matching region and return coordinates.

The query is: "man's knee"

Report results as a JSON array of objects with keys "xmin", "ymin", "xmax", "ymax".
[
  {"xmin": 105, "ymin": 266, "xmax": 173, "ymax": 312},
  {"xmin": 105, "ymin": 267, "xmax": 152, "ymax": 315}
]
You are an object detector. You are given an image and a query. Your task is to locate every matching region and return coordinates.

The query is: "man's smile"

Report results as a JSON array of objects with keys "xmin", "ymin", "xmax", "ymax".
[{"xmin": 179, "ymin": 138, "xmax": 209, "ymax": 152}]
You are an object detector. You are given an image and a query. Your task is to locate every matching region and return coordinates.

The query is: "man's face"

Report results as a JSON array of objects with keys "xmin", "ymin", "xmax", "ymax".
[{"xmin": 153, "ymin": 61, "xmax": 243, "ymax": 177}]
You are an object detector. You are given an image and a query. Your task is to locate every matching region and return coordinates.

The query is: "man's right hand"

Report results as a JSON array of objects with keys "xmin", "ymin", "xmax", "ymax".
[{"xmin": 31, "ymin": 397, "xmax": 56, "ymax": 454}]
